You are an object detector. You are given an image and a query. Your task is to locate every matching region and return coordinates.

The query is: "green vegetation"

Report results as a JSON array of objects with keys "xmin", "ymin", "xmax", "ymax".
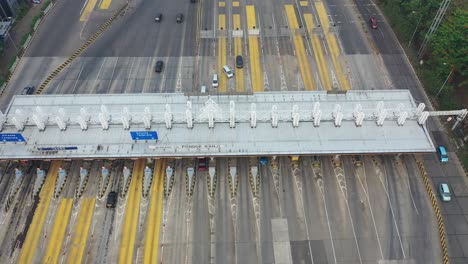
[
  {"xmin": 378, "ymin": 0, "xmax": 467, "ymax": 169},
  {"xmin": 378, "ymin": 0, "xmax": 466, "ymax": 109},
  {"xmin": 7, "ymin": 56, "xmax": 17, "ymax": 70},
  {"xmin": 20, "ymin": 33, "xmax": 30, "ymax": 46},
  {"xmin": 41, "ymin": 1, "xmax": 52, "ymax": 12},
  {"xmin": 16, "ymin": 1, "xmax": 31, "ymax": 21},
  {"xmin": 30, "ymin": 15, "xmax": 41, "ymax": 32}
]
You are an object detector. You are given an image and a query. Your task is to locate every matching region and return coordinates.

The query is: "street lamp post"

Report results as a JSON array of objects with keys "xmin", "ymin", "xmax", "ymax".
[
  {"xmin": 436, "ymin": 67, "xmax": 454, "ymax": 97},
  {"xmin": 408, "ymin": 13, "xmax": 423, "ymax": 48}
]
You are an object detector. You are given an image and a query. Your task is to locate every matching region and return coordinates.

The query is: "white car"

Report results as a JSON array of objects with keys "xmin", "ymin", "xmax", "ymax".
[
  {"xmin": 32, "ymin": 0, "xmax": 41, "ymax": 4},
  {"xmin": 212, "ymin": 74, "xmax": 219, "ymax": 88},
  {"xmin": 222, "ymin": 65, "xmax": 234, "ymax": 78}
]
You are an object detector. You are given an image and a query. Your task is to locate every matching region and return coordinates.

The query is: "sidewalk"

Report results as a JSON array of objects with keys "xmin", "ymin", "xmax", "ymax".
[{"xmin": 0, "ymin": 1, "xmax": 48, "ymax": 81}]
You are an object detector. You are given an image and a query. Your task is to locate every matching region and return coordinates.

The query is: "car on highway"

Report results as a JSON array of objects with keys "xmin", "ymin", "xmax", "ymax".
[
  {"xmin": 106, "ymin": 191, "xmax": 118, "ymax": 208},
  {"xmin": 155, "ymin": 13, "xmax": 162, "ymax": 22},
  {"xmin": 212, "ymin": 74, "xmax": 219, "ymax": 88},
  {"xmin": 437, "ymin": 146, "xmax": 449, "ymax": 163},
  {"xmin": 198, "ymin": 158, "xmax": 208, "ymax": 171},
  {"xmin": 370, "ymin": 17, "xmax": 378, "ymax": 29},
  {"xmin": 155, "ymin": 60, "xmax": 164, "ymax": 72},
  {"xmin": 222, "ymin": 65, "xmax": 234, "ymax": 78},
  {"xmin": 21, "ymin": 86, "xmax": 34, "ymax": 95},
  {"xmin": 176, "ymin": 13, "xmax": 184, "ymax": 23},
  {"xmin": 438, "ymin": 183, "xmax": 452, "ymax": 202},
  {"xmin": 236, "ymin": 55, "xmax": 243, "ymax": 68}
]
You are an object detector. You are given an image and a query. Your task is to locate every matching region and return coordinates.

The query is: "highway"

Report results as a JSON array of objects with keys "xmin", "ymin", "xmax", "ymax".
[{"xmin": 0, "ymin": 0, "xmax": 465, "ymax": 262}]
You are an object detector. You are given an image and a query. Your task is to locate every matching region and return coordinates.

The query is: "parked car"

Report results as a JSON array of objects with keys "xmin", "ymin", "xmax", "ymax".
[
  {"xmin": 176, "ymin": 13, "xmax": 184, "ymax": 23},
  {"xmin": 106, "ymin": 191, "xmax": 118, "ymax": 208},
  {"xmin": 155, "ymin": 60, "xmax": 164, "ymax": 72},
  {"xmin": 155, "ymin": 13, "xmax": 162, "ymax": 22},
  {"xmin": 370, "ymin": 17, "xmax": 378, "ymax": 29},
  {"xmin": 21, "ymin": 86, "xmax": 34, "ymax": 95},
  {"xmin": 32, "ymin": 0, "xmax": 41, "ymax": 4},
  {"xmin": 236, "ymin": 55, "xmax": 244, "ymax": 68},
  {"xmin": 438, "ymin": 183, "xmax": 451, "ymax": 202},
  {"xmin": 222, "ymin": 65, "xmax": 234, "ymax": 78}
]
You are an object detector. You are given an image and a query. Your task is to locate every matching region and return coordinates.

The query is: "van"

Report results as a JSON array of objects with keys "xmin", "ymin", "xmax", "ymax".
[
  {"xmin": 222, "ymin": 65, "xmax": 234, "ymax": 78},
  {"xmin": 437, "ymin": 146, "xmax": 448, "ymax": 163},
  {"xmin": 439, "ymin": 183, "xmax": 451, "ymax": 202},
  {"xmin": 201, "ymin": 85, "xmax": 206, "ymax": 93},
  {"xmin": 212, "ymin": 74, "xmax": 219, "ymax": 88}
]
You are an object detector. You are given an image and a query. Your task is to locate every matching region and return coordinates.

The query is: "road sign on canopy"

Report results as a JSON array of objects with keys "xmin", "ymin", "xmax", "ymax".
[
  {"xmin": 130, "ymin": 131, "xmax": 158, "ymax": 141},
  {"xmin": 0, "ymin": 133, "xmax": 26, "ymax": 142}
]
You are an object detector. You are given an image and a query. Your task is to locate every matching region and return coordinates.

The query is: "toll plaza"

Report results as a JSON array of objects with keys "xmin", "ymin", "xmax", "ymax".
[{"xmin": 0, "ymin": 90, "xmax": 438, "ymax": 160}]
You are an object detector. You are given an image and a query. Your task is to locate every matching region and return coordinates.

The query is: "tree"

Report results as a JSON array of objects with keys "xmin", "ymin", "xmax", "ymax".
[{"xmin": 430, "ymin": 8, "xmax": 468, "ymax": 77}]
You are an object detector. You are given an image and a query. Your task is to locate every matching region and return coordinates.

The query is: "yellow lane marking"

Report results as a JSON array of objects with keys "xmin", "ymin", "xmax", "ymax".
[
  {"xmin": 67, "ymin": 198, "xmax": 96, "ymax": 264},
  {"xmin": 233, "ymin": 14, "xmax": 244, "ymax": 92},
  {"xmin": 119, "ymin": 159, "xmax": 144, "ymax": 264},
  {"xmin": 143, "ymin": 160, "xmax": 165, "ymax": 264},
  {"xmin": 218, "ymin": 14, "xmax": 227, "ymax": 92},
  {"xmin": 19, "ymin": 161, "xmax": 61, "ymax": 264},
  {"xmin": 285, "ymin": 5, "xmax": 316, "ymax": 90},
  {"xmin": 315, "ymin": 2, "xmax": 329, "ymax": 33},
  {"xmin": 300, "ymin": 1, "xmax": 308, "ymax": 6},
  {"xmin": 304, "ymin": 14, "xmax": 331, "ymax": 90},
  {"xmin": 246, "ymin": 5, "xmax": 256, "ymax": 28},
  {"xmin": 246, "ymin": 5, "xmax": 263, "ymax": 92},
  {"xmin": 80, "ymin": 0, "xmax": 98, "ymax": 22},
  {"xmin": 314, "ymin": 2, "xmax": 350, "ymax": 90},
  {"xmin": 43, "ymin": 198, "xmax": 73, "ymax": 264},
  {"xmin": 99, "ymin": 0, "xmax": 112, "ymax": 9},
  {"xmin": 232, "ymin": 1, "xmax": 239, "ymax": 7},
  {"xmin": 327, "ymin": 34, "xmax": 349, "ymax": 89},
  {"xmin": 219, "ymin": 2, "xmax": 225, "ymax": 7}
]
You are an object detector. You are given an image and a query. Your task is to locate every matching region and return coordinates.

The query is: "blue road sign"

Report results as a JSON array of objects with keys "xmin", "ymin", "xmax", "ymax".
[
  {"xmin": 130, "ymin": 131, "xmax": 158, "ymax": 141},
  {"xmin": 37, "ymin": 146, "xmax": 78, "ymax": 151},
  {"xmin": 0, "ymin": 133, "xmax": 26, "ymax": 142}
]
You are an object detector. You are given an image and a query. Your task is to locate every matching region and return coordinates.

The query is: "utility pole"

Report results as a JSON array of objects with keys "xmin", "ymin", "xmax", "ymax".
[{"xmin": 417, "ymin": 0, "xmax": 451, "ymax": 58}]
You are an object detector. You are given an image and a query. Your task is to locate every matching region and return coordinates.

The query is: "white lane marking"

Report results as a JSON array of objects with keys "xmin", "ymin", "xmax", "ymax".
[
  {"xmin": 80, "ymin": 0, "xmax": 90, "ymax": 16},
  {"xmin": 71, "ymin": 64, "xmax": 84, "ymax": 94},
  {"xmin": 403, "ymin": 158, "xmax": 420, "ymax": 215},
  {"xmin": 106, "ymin": 57, "xmax": 118, "ymax": 93},
  {"xmin": 356, "ymin": 170, "xmax": 384, "ymax": 259},
  {"xmin": 142, "ymin": 57, "xmax": 157, "ymax": 93},
  {"xmin": 377, "ymin": 164, "xmax": 406, "ymax": 258},
  {"xmin": 124, "ymin": 57, "xmax": 137, "ymax": 92},
  {"xmin": 91, "ymin": 58, "xmax": 107, "ymax": 93},
  {"xmin": 295, "ymin": 167, "xmax": 314, "ymax": 264},
  {"xmin": 333, "ymin": 164, "xmax": 363, "ymax": 264},
  {"xmin": 318, "ymin": 180, "xmax": 337, "ymax": 264}
]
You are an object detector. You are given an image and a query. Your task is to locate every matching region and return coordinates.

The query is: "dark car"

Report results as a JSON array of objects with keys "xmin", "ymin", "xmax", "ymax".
[
  {"xmin": 236, "ymin": 55, "xmax": 243, "ymax": 68},
  {"xmin": 155, "ymin": 60, "xmax": 164, "ymax": 72},
  {"xmin": 21, "ymin": 86, "xmax": 34, "ymax": 95},
  {"xmin": 370, "ymin": 17, "xmax": 378, "ymax": 29},
  {"xmin": 106, "ymin": 191, "xmax": 117, "ymax": 208},
  {"xmin": 198, "ymin": 158, "xmax": 208, "ymax": 171},
  {"xmin": 176, "ymin": 13, "xmax": 184, "ymax": 23},
  {"xmin": 155, "ymin": 13, "xmax": 162, "ymax": 22}
]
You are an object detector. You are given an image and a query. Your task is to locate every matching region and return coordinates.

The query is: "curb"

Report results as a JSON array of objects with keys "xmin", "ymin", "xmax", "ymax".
[{"xmin": 416, "ymin": 160, "xmax": 449, "ymax": 264}]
